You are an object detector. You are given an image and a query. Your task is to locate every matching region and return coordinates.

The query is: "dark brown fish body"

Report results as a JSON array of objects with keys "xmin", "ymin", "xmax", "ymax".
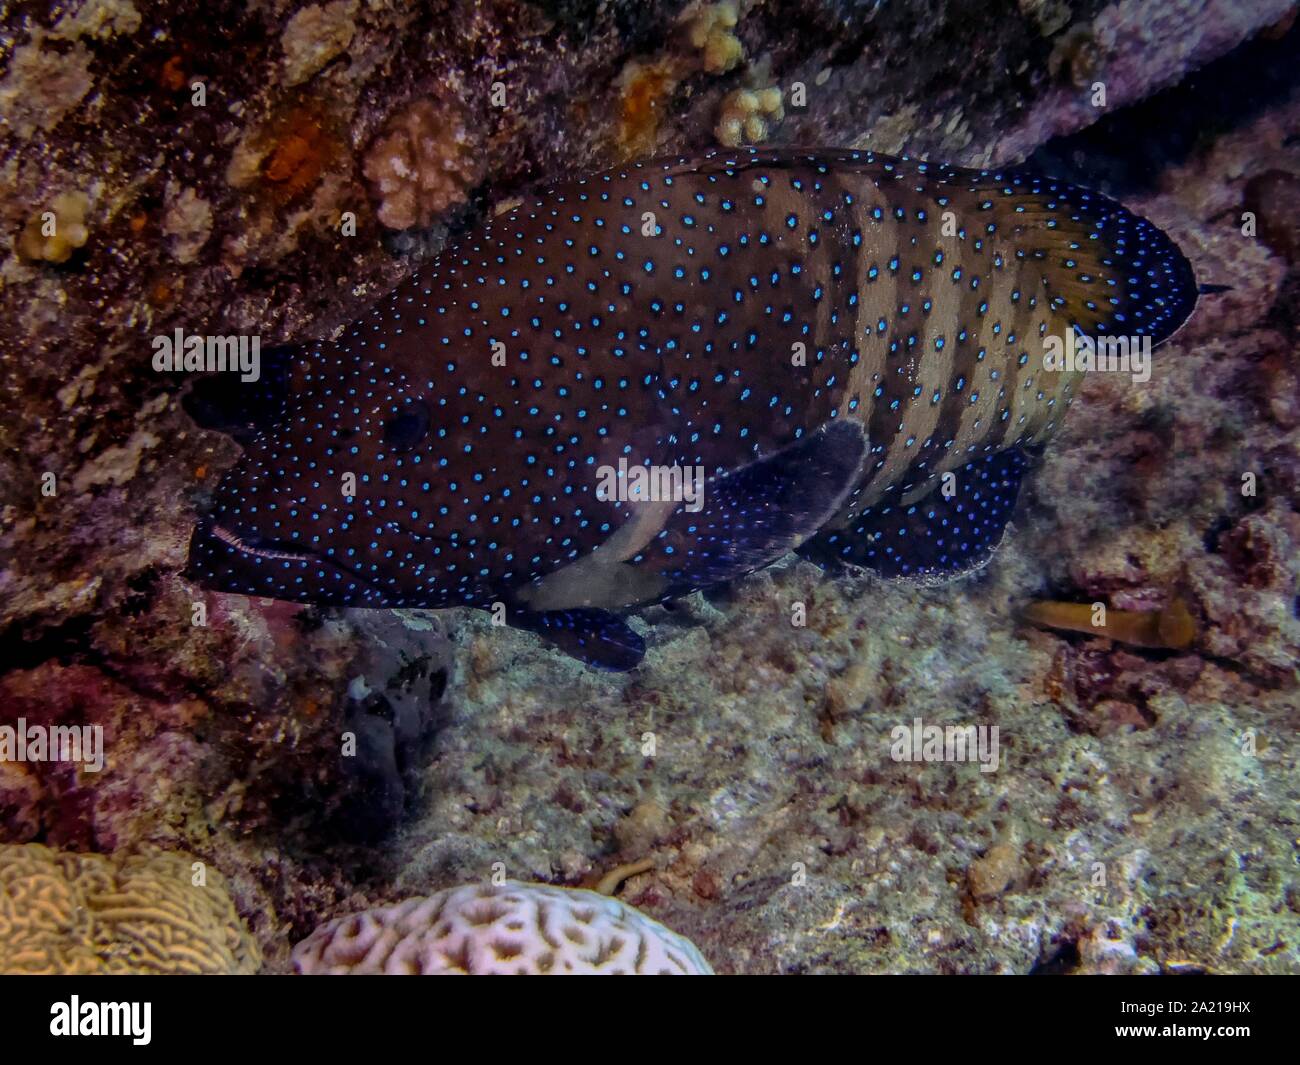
[{"xmin": 185, "ymin": 148, "xmax": 1197, "ymax": 668}]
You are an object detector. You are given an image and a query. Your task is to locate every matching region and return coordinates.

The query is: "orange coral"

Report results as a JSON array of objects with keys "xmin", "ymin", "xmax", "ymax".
[
  {"xmin": 159, "ymin": 54, "xmax": 186, "ymax": 92},
  {"xmin": 616, "ymin": 59, "xmax": 681, "ymax": 159},
  {"xmin": 260, "ymin": 105, "xmax": 339, "ymax": 203}
]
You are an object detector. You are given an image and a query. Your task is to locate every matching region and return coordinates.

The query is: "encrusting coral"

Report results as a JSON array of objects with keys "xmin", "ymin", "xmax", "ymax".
[
  {"xmin": 292, "ymin": 881, "xmax": 713, "ymax": 974},
  {"xmin": 362, "ymin": 97, "xmax": 482, "ymax": 230},
  {"xmin": 0, "ymin": 843, "xmax": 261, "ymax": 974},
  {"xmin": 279, "ymin": 0, "xmax": 358, "ymax": 86}
]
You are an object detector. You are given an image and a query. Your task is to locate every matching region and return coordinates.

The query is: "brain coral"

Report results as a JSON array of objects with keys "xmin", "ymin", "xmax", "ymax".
[
  {"xmin": 292, "ymin": 881, "xmax": 713, "ymax": 975},
  {"xmin": 0, "ymin": 843, "xmax": 261, "ymax": 975}
]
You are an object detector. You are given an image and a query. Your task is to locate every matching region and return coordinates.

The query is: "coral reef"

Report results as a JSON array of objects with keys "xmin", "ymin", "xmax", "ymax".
[
  {"xmin": 292, "ymin": 881, "xmax": 713, "ymax": 974},
  {"xmin": 1244, "ymin": 169, "xmax": 1300, "ymax": 262},
  {"xmin": 615, "ymin": 58, "xmax": 684, "ymax": 158},
  {"xmin": 280, "ymin": 1, "xmax": 359, "ymax": 87},
  {"xmin": 968, "ymin": 838, "xmax": 1024, "ymax": 901},
  {"xmin": 0, "ymin": 843, "xmax": 260, "ymax": 974},
  {"xmin": 0, "ymin": 0, "xmax": 1296, "ymax": 976},
  {"xmin": 161, "ymin": 183, "xmax": 213, "ymax": 265},
  {"xmin": 0, "ymin": 34, "xmax": 94, "ymax": 141}
]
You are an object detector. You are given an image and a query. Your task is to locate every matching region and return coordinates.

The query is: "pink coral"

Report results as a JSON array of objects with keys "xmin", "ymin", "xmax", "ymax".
[
  {"xmin": 293, "ymin": 881, "xmax": 713, "ymax": 974},
  {"xmin": 362, "ymin": 98, "xmax": 481, "ymax": 229}
]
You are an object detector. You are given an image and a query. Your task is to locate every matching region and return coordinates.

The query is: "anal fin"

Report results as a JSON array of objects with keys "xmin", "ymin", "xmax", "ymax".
[
  {"xmin": 799, "ymin": 446, "xmax": 1037, "ymax": 581},
  {"xmin": 510, "ymin": 607, "xmax": 646, "ymax": 672}
]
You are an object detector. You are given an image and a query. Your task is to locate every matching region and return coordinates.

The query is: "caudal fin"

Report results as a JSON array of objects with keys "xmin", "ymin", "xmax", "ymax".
[{"xmin": 966, "ymin": 167, "xmax": 1198, "ymax": 346}]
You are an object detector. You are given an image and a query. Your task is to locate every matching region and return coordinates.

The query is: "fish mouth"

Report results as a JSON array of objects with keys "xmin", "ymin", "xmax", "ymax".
[
  {"xmin": 184, "ymin": 519, "xmax": 384, "ymax": 603},
  {"xmin": 208, "ymin": 522, "xmax": 317, "ymax": 563}
]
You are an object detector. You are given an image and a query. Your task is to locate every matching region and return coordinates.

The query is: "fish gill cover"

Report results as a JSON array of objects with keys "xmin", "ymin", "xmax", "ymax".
[{"xmin": 0, "ymin": 0, "xmax": 1297, "ymax": 996}]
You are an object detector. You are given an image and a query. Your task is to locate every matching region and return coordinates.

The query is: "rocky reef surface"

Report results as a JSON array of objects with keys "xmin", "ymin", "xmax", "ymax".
[{"xmin": 1, "ymin": 0, "xmax": 1297, "ymax": 973}]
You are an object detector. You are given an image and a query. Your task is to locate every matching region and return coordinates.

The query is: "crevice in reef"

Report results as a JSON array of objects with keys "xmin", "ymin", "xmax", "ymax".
[{"xmin": 1028, "ymin": 16, "xmax": 1300, "ymax": 195}]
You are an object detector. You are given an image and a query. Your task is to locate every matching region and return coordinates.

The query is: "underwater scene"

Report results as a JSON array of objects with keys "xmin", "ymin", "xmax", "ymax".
[{"xmin": 1, "ymin": 0, "xmax": 1298, "ymax": 989}]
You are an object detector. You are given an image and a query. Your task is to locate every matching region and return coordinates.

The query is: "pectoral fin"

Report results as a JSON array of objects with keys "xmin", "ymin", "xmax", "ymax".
[{"xmin": 637, "ymin": 419, "xmax": 868, "ymax": 590}]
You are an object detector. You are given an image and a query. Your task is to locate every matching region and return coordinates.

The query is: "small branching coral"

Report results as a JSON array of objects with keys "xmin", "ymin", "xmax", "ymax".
[
  {"xmin": 682, "ymin": 0, "xmax": 746, "ymax": 74},
  {"xmin": 715, "ymin": 85, "xmax": 784, "ymax": 146},
  {"xmin": 16, "ymin": 192, "xmax": 91, "ymax": 264},
  {"xmin": 362, "ymin": 97, "xmax": 482, "ymax": 230}
]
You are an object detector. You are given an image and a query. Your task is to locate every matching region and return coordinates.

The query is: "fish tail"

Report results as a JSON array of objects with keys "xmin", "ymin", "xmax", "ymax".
[{"xmin": 977, "ymin": 170, "xmax": 1198, "ymax": 346}]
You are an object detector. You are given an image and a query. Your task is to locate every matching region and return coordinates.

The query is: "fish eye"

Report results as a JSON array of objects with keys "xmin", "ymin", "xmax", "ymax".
[{"xmin": 383, "ymin": 400, "xmax": 431, "ymax": 453}]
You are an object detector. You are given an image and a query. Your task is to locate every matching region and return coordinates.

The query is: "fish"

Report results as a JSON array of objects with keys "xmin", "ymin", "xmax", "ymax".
[{"xmin": 183, "ymin": 147, "xmax": 1197, "ymax": 670}]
